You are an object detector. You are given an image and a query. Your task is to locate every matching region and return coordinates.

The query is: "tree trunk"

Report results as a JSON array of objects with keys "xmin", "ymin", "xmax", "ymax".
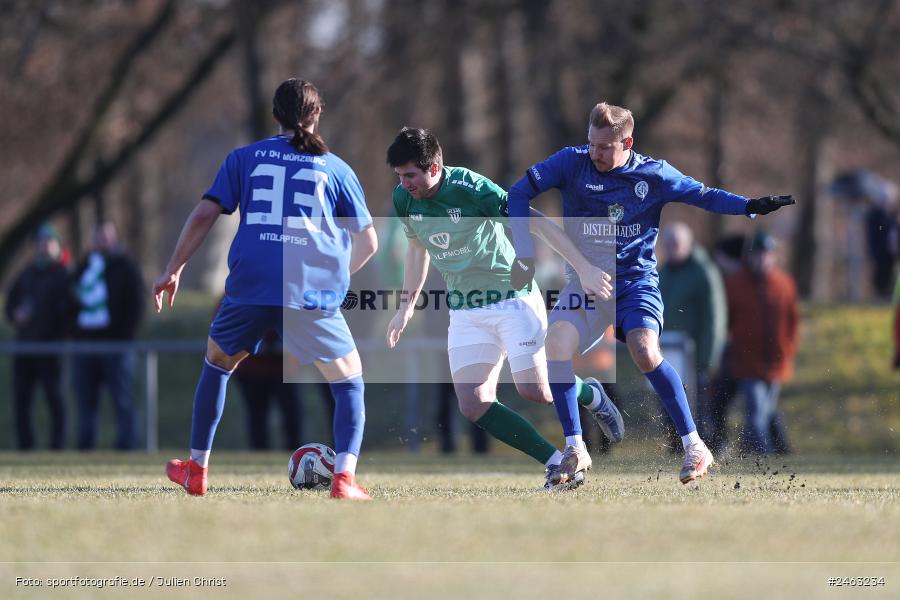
[
  {"xmin": 707, "ymin": 66, "xmax": 728, "ymax": 235},
  {"xmin": 792, "ymin": 84, "xmax": 827, "ymax": 299},
  {"xmin": 491, "ymin": 13, "xmax": 514, "ymax": 185},
  {"xmin": 235, "ymin": 0, "xmax": 268, "ymax": 140}
]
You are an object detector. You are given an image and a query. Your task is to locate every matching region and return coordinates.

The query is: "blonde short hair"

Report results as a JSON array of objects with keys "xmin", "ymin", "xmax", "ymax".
[{"xmin": 588, "ymin": 102, "xmax": 634, "ymax": 139}]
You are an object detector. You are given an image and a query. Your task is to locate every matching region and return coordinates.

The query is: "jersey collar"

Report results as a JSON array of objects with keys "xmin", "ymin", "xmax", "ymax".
[
  {"xmin": 426, "ymin": 167, "xmax": 449, "ymax": 199},
  {"xmin": 605, "ymin": 149, "xmax": 636, "ymax": 175}
]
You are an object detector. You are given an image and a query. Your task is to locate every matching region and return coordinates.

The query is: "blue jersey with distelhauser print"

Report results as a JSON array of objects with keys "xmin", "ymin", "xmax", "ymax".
[
  {"xmin": 508, "ymin": 147, "xmax": 748, "ymax": 281},
  {"xmin": 203, "ymin": 135, "xmax": 372, "ymax": 310}
]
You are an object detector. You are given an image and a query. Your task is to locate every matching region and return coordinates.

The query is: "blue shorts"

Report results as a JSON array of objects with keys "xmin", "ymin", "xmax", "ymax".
[
  {"xmin": 548, "ymin": 276, "xmax": 664, "ymax": 353},
  {"xmin": 209, "ymin": 297, "xmax": 356, "ymax": 365}
]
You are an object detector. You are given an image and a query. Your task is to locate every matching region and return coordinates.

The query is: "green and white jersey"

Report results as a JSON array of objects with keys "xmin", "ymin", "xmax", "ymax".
[{"xmin": 393, "ymin": 166, "xmax": 529, "ymax": 309}]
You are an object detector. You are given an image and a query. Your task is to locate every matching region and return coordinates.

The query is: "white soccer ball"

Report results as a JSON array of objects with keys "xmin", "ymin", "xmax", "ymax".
[{"xmin": 288, "ymin": 443, "xmax": 336, "ymax": 490}]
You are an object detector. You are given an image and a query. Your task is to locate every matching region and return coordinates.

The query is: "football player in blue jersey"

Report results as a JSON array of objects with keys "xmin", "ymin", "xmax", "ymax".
[
  {"xmin": 153, "ymin": 79, "xmax": 378, "ymax": 500},
  {"xmin": 507, "ymin": 102, "xmax": 794, "ymax": 483}
]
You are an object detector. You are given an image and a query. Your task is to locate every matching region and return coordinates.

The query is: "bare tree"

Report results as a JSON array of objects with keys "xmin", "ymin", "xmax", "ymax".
[{"xmin": 0, "ymin": 1, "xmax": 239, "ymax": 281}]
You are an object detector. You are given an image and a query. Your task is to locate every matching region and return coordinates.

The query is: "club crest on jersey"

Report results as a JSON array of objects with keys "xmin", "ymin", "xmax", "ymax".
[
  {"xmin": 634, "ymin": 180, "xmax": 649, "ymax": 200},
  {"xmin": 429, "ymin": 232, "xmax": 451, "ymax": 250},
  {"xmin": 608, "ymin": 203, "xmax": 625, "ymax": 223},
  {"xmin": 446, "ymin": 208, "xmax": 462, "ymax": 223}
]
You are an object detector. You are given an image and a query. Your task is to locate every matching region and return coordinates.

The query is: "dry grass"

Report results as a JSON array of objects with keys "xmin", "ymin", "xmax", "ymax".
[{"xmin": 1, "ymin": 450, "xmax": 898, "ymax": 599}]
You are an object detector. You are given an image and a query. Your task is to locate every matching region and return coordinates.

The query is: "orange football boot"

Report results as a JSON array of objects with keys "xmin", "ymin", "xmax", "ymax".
[
  {"xmin": 329, "ymin": 472, "xmax": 371, "ymax": 501},
  {"xmin": 166, "ymin": 459, "xmax": 208, "ymax": 496}
]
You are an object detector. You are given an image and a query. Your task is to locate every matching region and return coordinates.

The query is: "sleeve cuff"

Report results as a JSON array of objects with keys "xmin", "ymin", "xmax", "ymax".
[
  {"xmin": 202, "ymin": 194, "xmax": 233, "ymax": 215},
  {"xmin": 526, "ymin": 170, "xmax": 541, "ymax": 194}
]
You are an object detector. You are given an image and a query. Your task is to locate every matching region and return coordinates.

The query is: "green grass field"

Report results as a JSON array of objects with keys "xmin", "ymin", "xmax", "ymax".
[{"xmin": 2, "ymin": 448, "xmax": 898, "ymax": 599}]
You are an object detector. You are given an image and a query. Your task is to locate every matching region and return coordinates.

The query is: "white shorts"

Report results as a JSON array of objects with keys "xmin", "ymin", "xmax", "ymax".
[{"xmin": 447, "ymin": 289, "xmax": 547, "ymax": 374}]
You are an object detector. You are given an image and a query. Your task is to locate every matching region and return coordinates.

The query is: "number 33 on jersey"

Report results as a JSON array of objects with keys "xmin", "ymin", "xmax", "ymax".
[{"xmin": 203, "ymin": 135, "xmax": 372, "ymax": 309}]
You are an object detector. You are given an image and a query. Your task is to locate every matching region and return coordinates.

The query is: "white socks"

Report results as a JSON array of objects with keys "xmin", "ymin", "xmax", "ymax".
[
  {"xmin": 545, "ymin": 450, "xmax": 564, "ymax": 467},
  {"xmin": 189, "ymin": 449, "xmax": 210, "ymax": 468},
  {"xmin": 681, "ymin": 431, "xmax": 702, "ymax": 450},
  {"xmin": 335, "ymin": 452, "xmax": 357, "ymax": 475},
  {"xmin": 565, "ymin": 435, "xmax": 585, "ymax": 450}
]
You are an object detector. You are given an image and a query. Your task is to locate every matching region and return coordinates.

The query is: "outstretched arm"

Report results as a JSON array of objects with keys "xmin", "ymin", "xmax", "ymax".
[
  {"xmin": 152, "ymin": 198, "xmax": 221, "ymax": 312},
  {"xmin": 528, "ymin": 208, "xmax": 612, "ymax": 300},
  {"xmin": 661, "ymin": 162, "xmax": 794, "ymax": 216},
  {"xmin": 387, "ymin": 237, "xmax": 430, "ymax": 348}
]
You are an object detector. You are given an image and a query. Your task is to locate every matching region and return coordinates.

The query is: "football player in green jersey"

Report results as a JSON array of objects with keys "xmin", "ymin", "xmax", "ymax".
[{"xmin": 385, "ymin": 127, "xmax": 615, "ymax": 490}]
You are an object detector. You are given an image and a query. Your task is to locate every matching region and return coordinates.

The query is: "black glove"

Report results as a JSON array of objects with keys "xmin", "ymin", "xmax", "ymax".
[
  {"xmin": 510, "ymin": 256, "xmax": 535, "ymax": 291},
  {"xmin": 745, "ymin": 195, "xmax": 795, "ymax": 215}
]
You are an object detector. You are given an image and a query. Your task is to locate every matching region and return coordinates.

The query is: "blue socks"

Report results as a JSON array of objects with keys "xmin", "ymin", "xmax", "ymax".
[
  {"xmin": 189, "ymin": 356, "xmax": 366, "ymax": 467},
  {"xmin": 547, "ymin": 360, "xmax": 582, "ymax": 437},
  {"xmin": 329, "ymin": 375, "xmax": 365, "ymax": 456},
  {"xmin": 645, "ymin": 360, "xmax": 696, "ymax": 437},
  {"xmin": 189, "ymin": 360, "xmax": 365, "ymax": 459},
  {"xmin": 189, "ymin": 359, "xmax": 232, "ymax": 451}
]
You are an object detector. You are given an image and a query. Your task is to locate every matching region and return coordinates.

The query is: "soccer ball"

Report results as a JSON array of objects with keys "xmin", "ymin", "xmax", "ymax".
[{"xmin": 288, "ymin": 443, "xmax": 336, "ymax": 490}]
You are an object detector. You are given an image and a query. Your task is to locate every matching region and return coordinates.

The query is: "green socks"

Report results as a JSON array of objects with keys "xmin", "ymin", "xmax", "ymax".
[
  {"xmin": 574, "ymin": 376, "xmax": 594, "ymax": 406},
  {"xmin": 474, "ymin": 401, "xmax": 556, "ymax": 464}
]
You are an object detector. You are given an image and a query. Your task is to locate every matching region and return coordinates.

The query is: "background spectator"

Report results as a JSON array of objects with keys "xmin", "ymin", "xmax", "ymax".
[
  {"xmin": 893, "ymin": 273, "xmax": 900, "ymax": 369},
  {"xmin": 4, "ymin": 223, "xmax": 72, "ymax": 450},
  {"xmin": 829, "ymin": 170, "xmax": 899, "ymax": 301},
  {"xmin": 72, "ymin": 221, "xmax": 145, "ymax": 450},
  {"xmin": 423, "ymin": 267, "xmax": 490, "ymax": 455},
  {"xmin": 725, "ymin": 230, "xmax": 800, "ymax": 455},
  {"xmin": 659, "ymin": 222, "xmax": 728, "ymax": 452},
  {"xmin": 232, "ymin": 327, "xmax": 334, "ymax": 450},
  {"xmin": 866, "ymin": 197, "xmax": 899, "ymax": 300},
  {"xmin": 381, "ymin": 218, "xmax": 489, "ymax": 454},
  {"xmin": 433, "ymin": 380, "xmax": 490, "ymax": 454},
  {"xmin": 705, "ymin": 233, "xmax": 747, "ymax": 455}
]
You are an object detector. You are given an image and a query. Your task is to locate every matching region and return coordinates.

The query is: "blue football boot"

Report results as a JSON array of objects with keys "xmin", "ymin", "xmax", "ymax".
[{"xmin": 583, "ymin": 377, "xmax": 625, "ymax": 443}]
